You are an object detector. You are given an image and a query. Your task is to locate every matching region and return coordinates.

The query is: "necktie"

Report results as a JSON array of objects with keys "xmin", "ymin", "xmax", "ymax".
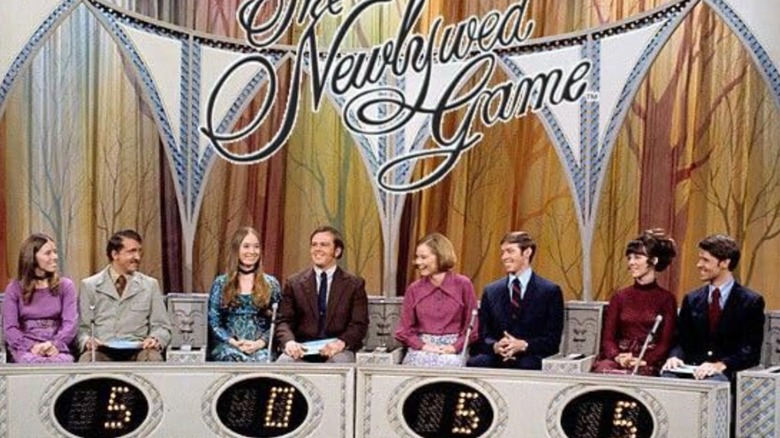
[
  {"xmin": 116, "ymin": 275, "xmax": 127, "ymax": 297},
  {"xmin": 511, "ymin": 278, "xmax": 522, "ymax": 316},
  {"xmin": 708, "ymin": 288, "xmax": 721, "ymax": 334},
  {"xmin": 318, "ymin": 272, "xmax": 328, "ymax": 337}
]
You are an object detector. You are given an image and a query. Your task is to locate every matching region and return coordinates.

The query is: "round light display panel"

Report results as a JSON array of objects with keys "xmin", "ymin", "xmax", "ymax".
[
  {"xmin": 215, "ymin": 377, "xmax": 309, "ymax": 438},
  {"xmin": 401, "ymin": 381, "xmax": 494, "ymax": 438},
  {"xmin": 53, "ymin": 377, "xmax": 150, "ymax": 437}
]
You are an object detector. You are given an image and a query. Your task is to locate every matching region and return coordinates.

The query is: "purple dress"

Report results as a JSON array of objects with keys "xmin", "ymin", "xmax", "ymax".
[{"xmin": 3, "ymin": 278, "xmax": 78, "ymax": 363}]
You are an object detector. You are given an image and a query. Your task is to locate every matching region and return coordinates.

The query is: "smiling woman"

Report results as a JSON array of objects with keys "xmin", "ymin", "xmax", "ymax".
[
  {"xmin": 395, "ymin": 233, "xmax": 479, "ymax": 367},
  {"xmin": 207, "ymin": 226, "xmax": 282, "ymax": 362},
  {"xmin": 2, "ymin": 233, "xmax": 78, "ymax": 363},
  {"xmin": 592, "ymin": 229, "xmax": 678, "ymax": 376}
]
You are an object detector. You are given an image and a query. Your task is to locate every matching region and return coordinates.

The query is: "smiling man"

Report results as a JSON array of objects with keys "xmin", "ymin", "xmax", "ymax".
[
  {"xmin": 467, "ymin": 231, "xmax": 564, "ymax": 369},
  {"xmin": 275, "ymin": 226, "xmax": 368, "ymax": 363},
  {"xmin": 662, "ymin": 234, "xmax": 765, "ymax": 381},
  {"xmin": 77, "ymin": 229, "xmax": 171, "ymax": 362}
]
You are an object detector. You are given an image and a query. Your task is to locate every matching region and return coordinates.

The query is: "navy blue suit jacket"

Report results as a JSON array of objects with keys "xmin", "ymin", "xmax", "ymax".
[
  {"xmin": 669, "ymin": 282, "xmax": 764, "ymax": 375},
  {"xmin": 475, "ymin": 273, "xmax": 564, "ymax": 359}
]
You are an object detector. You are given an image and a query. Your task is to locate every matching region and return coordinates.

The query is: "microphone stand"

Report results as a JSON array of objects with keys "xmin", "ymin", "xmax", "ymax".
[
  {"xmin": 266, "ymin": 302, "xmax": 278, "ymax": 364},
  {"xmin": 460, "ymin": 309, "xmax": 479, "ymax": 365},
  {"xmin": 632, "ymin": 315, "xmax": 663, "ymax": 375},
  {"xmin": 89, "ymin": 302, "xmax": 96, "ymax": 363}
]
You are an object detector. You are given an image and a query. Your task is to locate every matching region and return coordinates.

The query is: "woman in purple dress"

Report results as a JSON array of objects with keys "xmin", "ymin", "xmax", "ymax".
[
  {"xmin": 592, "ymin": 229, "xmax": 678, "ymax": 376},
  {"xmin": 395, "ymin": 233, "xmax": 479, "ymax": 367},
  {"xmin": 3, "ymin": 233, "xmax": 77, "ymax": 363}
]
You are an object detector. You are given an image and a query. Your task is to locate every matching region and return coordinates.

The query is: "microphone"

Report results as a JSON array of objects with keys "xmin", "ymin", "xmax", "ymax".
[
  {"xmin": 89, "ymin": 302, "xmax": 97, "ymax": 363},
  {"xmin": 266, "ymin": 302, "xmax": 279, "ymax": 363},
  {"xmin": 632, "ymin": 314, "xmax": 663, "ymax": 375},
  {"xmin": 460, "ymin": 308, "xmax": 479, "ymax": 365}
]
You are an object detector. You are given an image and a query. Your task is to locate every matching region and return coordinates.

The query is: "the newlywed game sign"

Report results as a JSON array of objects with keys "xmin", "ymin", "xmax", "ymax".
[{"xmin": 201, "ymin": 0, "xmax": 590, "ymax": 193}]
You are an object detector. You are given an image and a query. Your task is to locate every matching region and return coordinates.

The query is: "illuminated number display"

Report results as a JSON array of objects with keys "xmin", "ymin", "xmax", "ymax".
[
  {"xmin": 401, "ymin": 381, "xmax": 494, "ymax": 438},
  {"xmin": 560, "ymin": 390, "xmax": 654, "ymax": 438},
  {"xmin": 215, "ymin": 377, "xmax": 308, "ymax": 437},
  {"xmin": 53, "ymin": 378, "xmax": 149, "ymax": 438}
]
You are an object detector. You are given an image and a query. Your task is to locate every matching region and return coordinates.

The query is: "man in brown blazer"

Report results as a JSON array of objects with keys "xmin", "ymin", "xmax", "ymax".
[{"xmin": 276, "ymin": 226, "xmax": 369, "ymax": 363}]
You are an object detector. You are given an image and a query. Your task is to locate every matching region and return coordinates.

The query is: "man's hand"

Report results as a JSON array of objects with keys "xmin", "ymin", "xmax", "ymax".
[
  {"xmin": 84, "ymin": 337, "xmax": 104, "ymax": 352},
  {"xmin": 284, "ymin": 340, "xmax": 305, "ymax": 360},
  {"xmin": 498, "ymin": 331, "xmax": 527, "ymax": 361},
  {"xmin": 320, "ymin": 339, "xmax": 346, "ymax": 358},
  {"xmin": 693, "ymin": 361, "xmax": 726, "ymax": 380},
  {"xmin": 662, "ymin": 356, "xmax": 685, "ymax": 371},
  {"xmin": 142, "ymin": 337, "xmax": 160, "ymax": 350}
]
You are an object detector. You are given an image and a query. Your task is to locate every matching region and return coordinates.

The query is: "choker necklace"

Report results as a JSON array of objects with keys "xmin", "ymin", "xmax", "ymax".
[
  {"xmin": 238, "ymin": 265, "xmax": 258, "ymax": 275},
  {"xmin": 32, "ymin": 271, "xmax": 53, "ymax": 281}
]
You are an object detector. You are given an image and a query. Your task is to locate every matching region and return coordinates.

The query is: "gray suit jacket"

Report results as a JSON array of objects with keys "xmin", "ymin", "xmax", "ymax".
[{"xmin": 77, "ymin": 267, "xmax": 172, "ymax": 351}]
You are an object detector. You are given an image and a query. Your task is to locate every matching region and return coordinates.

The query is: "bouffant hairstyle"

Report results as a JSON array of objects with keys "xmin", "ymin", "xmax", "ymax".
[{"xmin": 625, "ymin": 228, "xmax": 677, "ymax": 272}]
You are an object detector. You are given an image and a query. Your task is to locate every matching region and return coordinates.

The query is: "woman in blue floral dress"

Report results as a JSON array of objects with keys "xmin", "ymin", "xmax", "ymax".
[{"xmin": 208, "ymin": 227, "xmax": 281, "ymax": 362}]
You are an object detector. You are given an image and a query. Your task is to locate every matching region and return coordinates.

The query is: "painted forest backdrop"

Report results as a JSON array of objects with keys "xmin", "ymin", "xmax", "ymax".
[{"xmin": 1, "ymin": 0, "xmax": 780, "ymax": 309}]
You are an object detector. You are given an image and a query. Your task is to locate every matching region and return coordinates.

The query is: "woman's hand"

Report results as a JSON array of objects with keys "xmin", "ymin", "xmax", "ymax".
[
  {"xmin": 615, "ymin": 352, "xmax": 634, "ymax": 368},
  {"xmin": 440, "ymin": 345, "xmax": 457, "ymax": 354},
  {"xmin": 236, "ymin": 339, "xmax": 266, "ymax": 354},
  {"xmin": 31, "ymin": 341, "xmax": 53, "ymax": 356},
  {"xmin": 422, "ymin": 343, "xmax": 443, "ymax": 354}
]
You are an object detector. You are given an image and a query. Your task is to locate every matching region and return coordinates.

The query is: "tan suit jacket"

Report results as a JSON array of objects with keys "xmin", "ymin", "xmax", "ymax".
[
  {"xmin": 77, "ymin": 267, "xmax": 172, "ymax": 351},
  {"xmin": 276, "ymin": 267, "xmax": 368, "ymax": 351}
]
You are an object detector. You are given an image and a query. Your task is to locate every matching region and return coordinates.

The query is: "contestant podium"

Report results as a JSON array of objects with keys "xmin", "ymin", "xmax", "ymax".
[
  {"xmin": 0, "ymin": 363, "xmax": 354, "ymax": 438},
  {"xmin": 356, "ymin": 366, "xmax": 730, "ymax": 438},
  {"xmin": 737, "ymin": 365, "xmax": 780, "ymax": 437}
]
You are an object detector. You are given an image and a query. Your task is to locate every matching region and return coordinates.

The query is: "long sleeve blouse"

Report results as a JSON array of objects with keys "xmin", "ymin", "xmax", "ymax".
[
  {"xmin": 3, "ymin": 278, "xmax": 78, "ymax": 353},
  {"xmin": 395, "ymin": 272, "xmax": 479, "ymax": 351}
]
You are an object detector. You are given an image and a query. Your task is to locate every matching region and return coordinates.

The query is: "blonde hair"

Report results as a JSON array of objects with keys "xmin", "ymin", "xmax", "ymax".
[{"xmin": 417, "ymin": 233, "xmax": 457, "ymax": 271}]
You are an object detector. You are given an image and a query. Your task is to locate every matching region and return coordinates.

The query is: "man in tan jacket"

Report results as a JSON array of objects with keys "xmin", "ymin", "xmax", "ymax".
[{"xmin": 77, "ymin": 229, "xmax": 171, "ymax": 362}]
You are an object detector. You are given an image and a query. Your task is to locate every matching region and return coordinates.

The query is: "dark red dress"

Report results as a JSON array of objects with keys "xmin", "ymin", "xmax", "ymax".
[{"xmin": 592, "ymin": 281, "xmax": 677, "ymax": 376}]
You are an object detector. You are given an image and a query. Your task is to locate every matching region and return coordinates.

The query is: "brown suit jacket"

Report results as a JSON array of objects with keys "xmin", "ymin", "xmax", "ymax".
[{"xmin": 276, "ymin": 266, "xmax": 368, "ymax": 351}]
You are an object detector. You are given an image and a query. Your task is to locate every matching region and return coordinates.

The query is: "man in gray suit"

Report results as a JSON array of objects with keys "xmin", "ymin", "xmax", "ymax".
[{"xmin": 77, "ymin": 229, "xmax": 171, "ymax": 362}]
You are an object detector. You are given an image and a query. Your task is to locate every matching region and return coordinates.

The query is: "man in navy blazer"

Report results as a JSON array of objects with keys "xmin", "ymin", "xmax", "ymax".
[
  {"xmin": 468, "ymin": 231, "xmax": 564, "ymax": 369},
  {"xmin": 663, "ymin": 234, "xmax": 765, "ymax": 380}
]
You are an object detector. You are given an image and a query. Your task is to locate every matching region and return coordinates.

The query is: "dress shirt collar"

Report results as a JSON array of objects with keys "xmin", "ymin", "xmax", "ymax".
[
  {"xmin": 708, "ymin": 275, "xmax": 734, "ymax": 309},
  {"xmin": 415, "ymin": 272, "xmax": 461, "ymax": 301},
  {"xmin": 107, "ymin": 265, "xmax": 133, "ymax": 284},
  {"xmin": 508, "ymin": 267, "xmax": 533, "ymax": 299},
  {"xmin": 313, "ymin": 265, "xmax": 337, "ymax": 282},
  {"xmin": 313, "ymin": 266, "xmax": 337, "ymax": 299}
]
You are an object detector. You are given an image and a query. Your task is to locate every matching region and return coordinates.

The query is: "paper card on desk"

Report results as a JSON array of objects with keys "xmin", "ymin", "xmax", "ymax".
[
  {"xmin": 667, "ymin": 364, "xmax": 698, "ymax": 376},
  {"xmin": 301, "ymin": 338, "xmax": 338, "ymax": 356},
  {"xmin": 104, "ymin": 339, "xmax": 143, "ymax": 350}
]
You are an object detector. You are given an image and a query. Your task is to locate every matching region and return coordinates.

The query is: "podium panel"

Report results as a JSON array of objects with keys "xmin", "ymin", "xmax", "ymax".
[
  {"xmin": 0, "ymin": 364, "xmax": 353, "ymax": 438},
  {"xmin": 356, "ymin": 366, "xmax": 730, "ymax": 438},
  {"xmin": 737, "ymin": 366, "xmax": 780, "ymax": 437}
]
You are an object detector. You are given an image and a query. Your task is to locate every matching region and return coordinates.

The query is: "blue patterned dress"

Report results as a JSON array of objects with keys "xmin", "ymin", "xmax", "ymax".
[{"xmin": 208, "ymin": 274, "xmax": 281, "ymax": 362}]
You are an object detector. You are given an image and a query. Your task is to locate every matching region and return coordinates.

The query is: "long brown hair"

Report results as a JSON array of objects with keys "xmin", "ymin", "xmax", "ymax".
[
  {"xmin": 221, "ymin": 227, "xmax": 271, "ymax": 309},
  {"xmin": 17, "ymin": 233, "xmax": 60, "ymax": 304}
]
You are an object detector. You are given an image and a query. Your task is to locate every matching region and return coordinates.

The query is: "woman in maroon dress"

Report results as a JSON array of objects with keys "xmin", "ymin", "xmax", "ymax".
[{"xmin": 592, "ymin": 229, "xmax": 677, "ymax": 376}]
